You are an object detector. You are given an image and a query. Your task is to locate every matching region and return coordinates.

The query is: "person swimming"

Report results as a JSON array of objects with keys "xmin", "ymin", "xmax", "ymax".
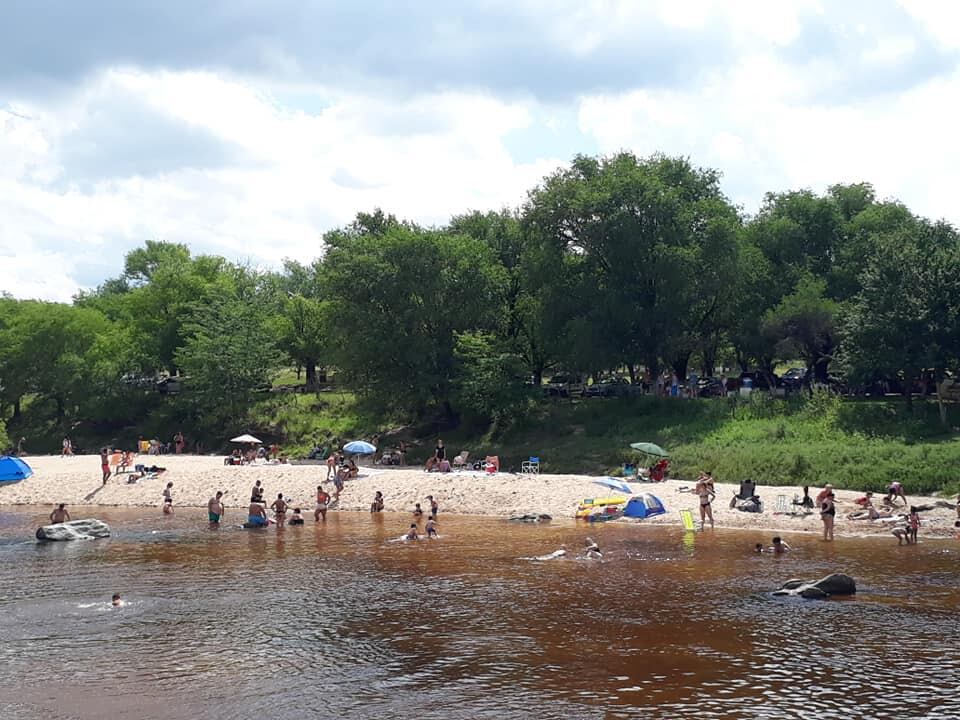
[
  {"xmin": 413, "ymin": 503, "xmax": 423, "ymax": 517},
  {"xmin": 112, "ymin": 593, "xmax": 124, "ymax": 607},
  {"xmin": 583, "ymin": 537, "xmax": 602, "ymax": 560},
  {"xmin": 770, "ymin": 536, "xmax": 791, "ymax": 554}
]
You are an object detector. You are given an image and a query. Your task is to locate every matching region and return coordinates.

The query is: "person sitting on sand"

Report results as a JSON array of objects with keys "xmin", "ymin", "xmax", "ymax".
[
  {"xmin": 248, "ymin": 502, "xmax": 268, "ymax": 527},
  {"xmin": 370, "ymin": 491, "xmax": 384, "ymax": 513},
  {"xmin": 425, "ymin": 516, "xmax": 439, "ymax": 538},
  {"xmin": 270, "ymin": 493, "xmax": 288, "ymax": 527},
  {"xmin": 405, "ymin": 523, "xmax": 420, "ymax": 540},
  {"xmin": 289, "ymin": 508, "xmax": 305, "ymax": 525},
  {"xmin": 208, "ymin": 491, "xmax": 225, "ymax": 524},
  {"xmin": 770, "ymin": 536, "xmax": 791, "ymax": 554},
  {"xmin": 50, "ymin": 503, "xmax": 70, "ymax": 524},
  {"xmin": 346, "ymin": 459, "xmax": 359, "ymax": 479},
  {"xmin": 315, "ymin": 486, "xmax": 330, "ymax": 522}
]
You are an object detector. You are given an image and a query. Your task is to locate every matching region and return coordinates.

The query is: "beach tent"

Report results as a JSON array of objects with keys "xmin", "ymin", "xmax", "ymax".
[
  {"xmin": 0, "ymin": 456, "xmax": 33, "ymax": 484},
  {"xmin": 622, "ymin": 492, "xmax": 666, "ymax": 519}
]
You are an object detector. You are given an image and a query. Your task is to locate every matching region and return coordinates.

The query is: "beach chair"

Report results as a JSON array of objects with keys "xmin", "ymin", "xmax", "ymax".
[
  {"xmin": 484, "ymin": 455, "xmax": 500, "ymax": 474},
  {"xmin": 774, "ymin": 494, "xmax": 789, "ymax": 514},
  {"xmin": 623, "ymin": 463, "xmax": 637, "ymax": 479},
  {"xmin": 452, "ymin": 451, "xmax": 470, "ymax": 470},
  {"xmin": 521, "ymin": 456, "xmax": 540, "ymax": 474}
]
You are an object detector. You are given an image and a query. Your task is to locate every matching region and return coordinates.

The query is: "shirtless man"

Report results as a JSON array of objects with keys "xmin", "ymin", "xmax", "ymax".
[
  {"xmin": 50, "ymin": 503, "xmax": 70, "ymax": 523},
  {"xmin": 207, "ymin": 491, "xmax": 225, "ymax": 524},
  {"xmin": 247, "ymin": 501, "xmax": 269, "ymax": 527},
  {"xmin": 270, "ymin": 493, "xmax": 288, "ymax": 527},
  {"xmin": 315, "ymin": 485, "xmax": 331, "ymax": 522}
]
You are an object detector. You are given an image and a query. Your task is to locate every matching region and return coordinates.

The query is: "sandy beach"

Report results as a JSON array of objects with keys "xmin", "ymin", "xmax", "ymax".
[{"xmin": 2, "ymin": 454, "xmax": 957, "ymax": 538}]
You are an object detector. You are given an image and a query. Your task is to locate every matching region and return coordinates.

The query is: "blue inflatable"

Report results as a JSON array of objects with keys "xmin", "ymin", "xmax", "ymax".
[
  {"xmin": 0, "ymin": 456, "xmax": 33, "ymax": 484},
  {"xmin": 622, "ymin": 492, "xmax": 665, "ymax": 519}
]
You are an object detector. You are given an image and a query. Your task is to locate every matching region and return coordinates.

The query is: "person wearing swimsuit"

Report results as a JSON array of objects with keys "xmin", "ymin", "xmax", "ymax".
[
  {"xmin": 820, "ymin": 492, "xmax": 836, "ymax": 541},
  {"xmin": 315, "ymin": 486, "xmax": 330, "ymax": 522},
  {"xmin": 271, "ymin": 493, "xmax": 288, "ymax": 527},
  {"xmin": 695, "ymin": 475, "xmax": 715, "ymax": 530}
]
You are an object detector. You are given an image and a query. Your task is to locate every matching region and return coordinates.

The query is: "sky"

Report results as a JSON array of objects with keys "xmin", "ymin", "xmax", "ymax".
[{"xmin": 2, "ymin": 0, "xmax": 959, "ymax": 301}]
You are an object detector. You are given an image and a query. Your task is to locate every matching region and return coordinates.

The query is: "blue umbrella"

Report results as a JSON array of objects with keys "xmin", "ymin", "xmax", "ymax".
[
  {"xmin": 593, "ymin": 477, "xmax": 634, "ymax": 495},
  {"xmin": 343, "ymin": 440, "xmax": 376, "ymax": 455}
]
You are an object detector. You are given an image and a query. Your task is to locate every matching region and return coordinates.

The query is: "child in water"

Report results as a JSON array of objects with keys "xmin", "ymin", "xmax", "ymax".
[
  {"xmin": 405, "ymin": 523, "xmax": 419, "ymax": 540},
  {"xmin": 908, "ymin": 507, "xmax": 920, "ymax": 544},
  {"xmin": 413, "ymin": 503, "xmax": 423, "ymax": 517},
  {"xmin": 162, "ymin": 482, "xmax": 174, "ymax": 514},
  {"xmin": 112, "ymin": 593, "xmax": 124, "ymax": 607},
  {"xmin": 289, "ymin": 508, "xmax": 305, "ymax": 525},
  {"xmin": 770, "ymin": 536, "xmax": 790, "ymax": 554},
  {"xmin": 425, "ymin": 516, "xmax": 439, "ymax": 538}
]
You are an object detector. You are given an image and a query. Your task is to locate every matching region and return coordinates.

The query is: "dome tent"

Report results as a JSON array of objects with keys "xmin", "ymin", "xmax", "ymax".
[
  {"xmin": 622, "ymin": 492, "xmax": 665, "ymax": 519},
  {"xmin": 0, "ymin": 456, "xmax": 32, "ymax": 484}
]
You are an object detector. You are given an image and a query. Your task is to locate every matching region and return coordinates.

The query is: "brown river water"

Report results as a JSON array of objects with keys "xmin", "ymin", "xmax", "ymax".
[{"xmin": 0, "ymin": 507, "xmax": 957, "ymax": 720}]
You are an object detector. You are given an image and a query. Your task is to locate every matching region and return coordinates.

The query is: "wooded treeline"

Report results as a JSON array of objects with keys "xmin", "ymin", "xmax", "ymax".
[{"xmin": 2, "ymin": 152, "xmax": 959, "ymax": 447}]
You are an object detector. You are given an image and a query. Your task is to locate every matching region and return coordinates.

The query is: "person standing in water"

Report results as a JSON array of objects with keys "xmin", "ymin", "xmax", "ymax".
[
  {"xmin": 247, "ymin": 501, "xmax": 268, "ymax": 527},
  {"xmin": 162, "ymin": 482, "xmax": 174, "ymax": 514},
  {"xmin": 820, "ymin": 490, "xmax": 836, "ymax": 541},
  {"xmin": 427, "ymin": 495, "xmax": 439, "ymax": 518},
  {"xmin": 370, "ymin": 491, "xmax": 384, "ymax": 513},
  {"xmin": 315, "ymin": 485, "xmax": 330, "ymax": 522},
  {"xmin": 207, "ymin": 491, "xmax": 225, "ymax": 524},
  {"xmin": 49, "ymin": 503, "xmax": 70, "ymax": 523},
  {"xmin": 695, "ymin": 473, "xmax": 715, "ymax": 530},
  {"xmin": 425, "ymin": 516, "xmax": 439, "ymax": 538},
  {"xmin": 271, "ymin": 493, "xmax": 288, "ymax": 527}
]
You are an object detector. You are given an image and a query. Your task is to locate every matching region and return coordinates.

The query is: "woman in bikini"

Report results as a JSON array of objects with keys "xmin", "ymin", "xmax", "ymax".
[
  {"xmin": 820, "ymin": 491, "xmax": 836, "ymax": 541},
  {"xmin": 695, "ymin": 474, "xmax": 715, "ymax": 530}
]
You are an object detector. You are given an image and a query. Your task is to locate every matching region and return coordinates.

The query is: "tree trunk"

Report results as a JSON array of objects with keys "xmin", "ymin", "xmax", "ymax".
[
  {"xmin": 305, "ymin": 360, "xmax": 318, "ymax": 389},
  {"xmin": 627, "ymin": 364, "xmax": 637, "ymax": 384},
  {"xmin": 903, "ymin": 383, "xmax": 913, "ymax": 409},
  {"xmin": 12, "ymin": 397, "xmax": 21, "ymax": 421},
  {"xmin": 671, "ymin": 354, "xmax": 691, "ymax": 384},
  {"xmin": 935, "ymin": 379, "xmax": 947, "ymax": 427},
  {"xmin": 55, "ymin": 396, "xmax": 65, "ymax": 421}
]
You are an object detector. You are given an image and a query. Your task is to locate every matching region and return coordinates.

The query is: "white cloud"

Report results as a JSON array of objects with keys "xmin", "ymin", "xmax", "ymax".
[{"xmin": 0, "ymin": 70, "xmax": 561, "ymax": 299}]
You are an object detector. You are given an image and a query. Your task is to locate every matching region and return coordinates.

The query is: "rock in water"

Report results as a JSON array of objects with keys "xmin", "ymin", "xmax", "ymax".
[
  {"xmin": 772, "ymin": 573, "xmax": 856, "ymax": 599},
  {"xmin": 36, "ymin": 519, "xmax": 111, "ymax": 541}
]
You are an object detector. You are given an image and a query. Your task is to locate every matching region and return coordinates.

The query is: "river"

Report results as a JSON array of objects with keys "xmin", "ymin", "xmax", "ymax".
[{"xmin": 0, "ymin": 508, "xmax": 957, "ymax": 719}]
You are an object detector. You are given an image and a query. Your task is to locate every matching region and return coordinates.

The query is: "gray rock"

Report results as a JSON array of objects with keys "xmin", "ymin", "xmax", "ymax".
[
  {"xmin": 36, "ymin": 518, "xmax": 111, "ymax": 541},
  {"xmin": 773, "ymin": 573, "xmax": 856, "ymax": 600},
  {"xmin": 509, "ymin": 514, "xmax": 552, "ymax": 523}
]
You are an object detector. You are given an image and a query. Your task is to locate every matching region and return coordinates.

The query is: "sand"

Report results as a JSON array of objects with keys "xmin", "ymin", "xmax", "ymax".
[{"xmin": 2, "ymin": 454, "xmax": 957, "ymax": 538}]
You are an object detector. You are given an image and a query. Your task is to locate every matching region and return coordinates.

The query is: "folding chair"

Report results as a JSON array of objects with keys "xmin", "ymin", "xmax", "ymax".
[
  {"xmin": 773, "ymin": 494, "xmax": 789, "ymax": 514},
  {"xmin": 623, "ymin": 463, "xmax": 637, "ymax": 479},
  {"xmin": 521, "ymin": 456, "xmax": 540, "ymax": 473},
  {"xmin": 452, "ymin": 451, "xmax": 470, "ymax": 470}
]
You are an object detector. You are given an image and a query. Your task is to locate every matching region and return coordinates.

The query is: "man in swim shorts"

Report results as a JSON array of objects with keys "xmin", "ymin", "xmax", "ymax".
[
  {"xmin": 207, "ymin": 491, "xmax": 225, "ymax": 524},
  {"xmin": 50, "ymin": 503, "xmax": 70, "ymax": 524},
  {"xmin": 315, "ymin": 485, "xmax": 330, "ymax": 522},
  {"xmin": 248, "ymin": 502, "xmax": 268, "ymax": 527},
  {"xmin": 427, "ymin": 495, "xmax": 439, "ymax": 518}
]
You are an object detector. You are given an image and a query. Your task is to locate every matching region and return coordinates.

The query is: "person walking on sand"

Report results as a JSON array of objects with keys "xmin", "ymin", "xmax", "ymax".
[
  {"xmin": 162, "ymin": 482, "xmax": 174, "ymax": 514},
  {"xmin": 271, "ymin": 493, "xmax": 288, "ymax": 527},
  {"xmin": 100, "ymin": 448, "xmax": 111, "ymax": 485},
  {"xmin": 315, "ymin": 485, "xmax": 330, "ymax": 522},
  {"xmin": 50, "ymin": 503, "xmax": 70, "ymax": 524},
  {"xmin": 174, "ymin": 431, "xmax": 185, "ymax": 454},
  {"xmin": 208, "ymin": 491, "xmax": 225, "ymax": 524},
  {"xmin": 820, "ymin": 489, "xmax": 836, "ymax": 541},
  {"xmin": 695, "ymin": 474, "xmax": 715, "ymax": 530},
  {"xmin": 326, "ymin": 452, "xmax": 340, "ymax": 481}
]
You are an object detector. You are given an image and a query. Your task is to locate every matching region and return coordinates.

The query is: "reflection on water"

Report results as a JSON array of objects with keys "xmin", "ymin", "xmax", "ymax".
[{"xmin": 0, "ymin": 508, "xmax": 957, "ymax": 719}]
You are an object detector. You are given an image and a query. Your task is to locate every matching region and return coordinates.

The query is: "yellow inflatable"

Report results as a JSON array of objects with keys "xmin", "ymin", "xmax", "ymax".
[{"xmin": 575, "ymin": 496, "xmax": 627, "ymax": 518}]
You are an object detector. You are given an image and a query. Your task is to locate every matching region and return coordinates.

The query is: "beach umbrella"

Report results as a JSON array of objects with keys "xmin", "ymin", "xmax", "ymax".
[
  {"xmin": 230, "ymin": 434, "xmax": 263, "ymax": 444},
  {"xmin": 343, "ymin": 440, "xmax": 376, "ymax": 455},
  {"xmin": 593, "ymin": 477, "xmax": 634, "ymax": 495},
  {"xmin": 629, "ymin": 442, "xmax": 668, "ymax": 458},
  {"xmin": 0, "ymin": 455, "xmax": 32, "ymax": 484}
]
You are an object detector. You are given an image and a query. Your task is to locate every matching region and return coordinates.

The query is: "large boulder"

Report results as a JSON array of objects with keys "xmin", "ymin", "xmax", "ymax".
[
  {"xmin": 772, "ymin": 573, "xmax": 856, "ymax": 599},
  {"xmin": 36, "ymin": 518, "xmax": 111, "ymax": 541},
  {"xmin": 509, "ymin": 514, "xmax": 552, "ymax": 523}
]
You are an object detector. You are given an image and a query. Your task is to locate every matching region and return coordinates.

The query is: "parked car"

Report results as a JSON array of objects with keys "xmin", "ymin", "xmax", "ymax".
[
  {"xmin": 584, "ymin": 377, "xmax": 632, "ymax": 397},
  {"xmin": 544, "ymin": 375, "xmax": 585, "ymax": 398},
  {"xmin": 696, "ymin": 376, "xmax": 726, "ymax": 397},
  {"xmin": 737, "ymin": 371, "xmax": 781, "ymax": 391}
]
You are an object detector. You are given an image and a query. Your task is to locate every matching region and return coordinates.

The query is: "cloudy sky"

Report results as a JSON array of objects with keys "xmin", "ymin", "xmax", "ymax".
[{"xmin": 2, "ymin": 0, "xmax": 959, "ymax": 300}]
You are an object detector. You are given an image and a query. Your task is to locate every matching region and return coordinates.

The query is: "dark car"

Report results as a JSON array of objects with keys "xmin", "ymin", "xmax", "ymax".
[
  {"xmin": 696, "ymin": 376, "xmax": 726, "ymax": 397},
  {"xmin": 584, "ymin": 377, "xmax": 631, "ymax": 397},
  {"xmin": 738, "ymin": 371, "xmax": 781, "ymax": 391}
]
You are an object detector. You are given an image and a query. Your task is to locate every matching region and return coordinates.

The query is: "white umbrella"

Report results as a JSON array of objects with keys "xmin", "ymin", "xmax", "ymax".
[{"xmin": 230, "ymin": 434, "xmax": 263, "ymax": 444}]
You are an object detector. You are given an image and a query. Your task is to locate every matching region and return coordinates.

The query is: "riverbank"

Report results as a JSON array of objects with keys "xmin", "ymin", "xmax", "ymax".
[{"xmin": 3, "ymin": 455, "xmax": 957, "ymax": 538}]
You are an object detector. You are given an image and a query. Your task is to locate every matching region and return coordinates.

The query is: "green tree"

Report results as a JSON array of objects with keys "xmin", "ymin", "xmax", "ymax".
[
  {"xmin": 762, "ymin": 275, "xmax": 838, "ymax": 384},
  {"xmin": 175, "ymin": 300, "xmax": 284, "ymax": 435},
  {"xmin": 322, "ymin": 216, "xmax": 507, "ymax": 417},
  {"xmin": 451, "ymin": 331, "xmax": 530, "ymax": 431}
]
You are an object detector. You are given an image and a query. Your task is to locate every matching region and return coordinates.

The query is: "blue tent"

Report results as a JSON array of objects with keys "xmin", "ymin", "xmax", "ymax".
[
  {"xmin": 0, "ymin": 456, "xmax": 33, "ymax": 484},
  {"xmin": 622, "ymin": 492, "xmax": 665, "ymax": 519}
]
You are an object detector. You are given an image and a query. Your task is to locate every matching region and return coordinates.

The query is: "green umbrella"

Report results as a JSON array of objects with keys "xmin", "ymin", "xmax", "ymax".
[{"xmin": 630, "ymin": 442, "xmax": 668, "ymax": 458}]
